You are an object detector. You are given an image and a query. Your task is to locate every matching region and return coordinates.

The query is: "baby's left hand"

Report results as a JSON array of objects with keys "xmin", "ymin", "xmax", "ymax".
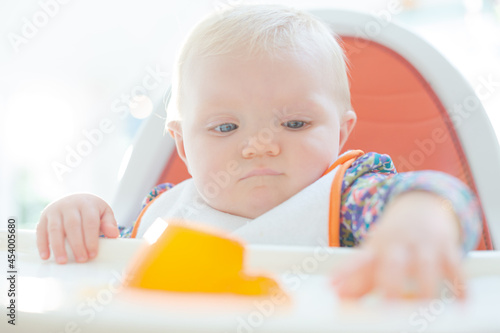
[{"xmin": 332, "ymin": 191, "xmax": 465, "ymax": 299}]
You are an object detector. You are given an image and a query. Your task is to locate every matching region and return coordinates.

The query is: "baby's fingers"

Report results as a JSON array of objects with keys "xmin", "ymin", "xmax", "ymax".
[
  {"xmin": 375, "ymin": 246, "xmax": 410, "ymax": 298},
  {"xmin": 81, "ymin": 207, "xmax": 101, "ymax": 260},
  {"xmin": 414, "ymin": 247, "xmax": 440, "ymax": 299},
  {"xmin": 332, "ymin": 250, "xmax": 376, "ymax": 299},
  {"xmin": 46, "ymin": 214, "xmax": 68, "ymax": 264},
  {"xmin": 36, "ymin": 215, "xmax": 50, "ymax": 260},
  {"xmin": 63, "ymin": 210, "xmax": 88, "ymax": 263},
  {"xmin": 442, "ymin": 243, "xmax": 466, "ymax": 300},
  {"xmin": 100, "ymin": 207, "xmax": 119, "ymax": 239}
]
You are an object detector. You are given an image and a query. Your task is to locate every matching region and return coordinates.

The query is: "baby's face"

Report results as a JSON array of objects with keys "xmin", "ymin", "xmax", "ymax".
[{"xmin": 172, "ymin": 52, "xmax": 355, "ymax": 218}]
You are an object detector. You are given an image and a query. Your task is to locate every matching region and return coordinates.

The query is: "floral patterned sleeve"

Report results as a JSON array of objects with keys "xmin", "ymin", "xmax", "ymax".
[
  {"xmin": 119, "ymin": 183, "xmax": 174, "ymax": 238},
  {"xmin": 339, "ymin": 152, "xmax": 482, "ymax": 254}
]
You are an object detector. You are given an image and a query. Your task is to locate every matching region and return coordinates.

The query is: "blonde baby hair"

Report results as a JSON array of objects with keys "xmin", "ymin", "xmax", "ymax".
[{"xmin": 165, "ymin": 3, "xmax": 351, "ymax": 127}]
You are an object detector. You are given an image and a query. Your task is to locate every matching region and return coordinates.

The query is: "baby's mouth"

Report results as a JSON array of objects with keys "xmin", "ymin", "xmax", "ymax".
[{"xmin": 240, "ymin": 168, "xmax": 282, "ymax": 181}]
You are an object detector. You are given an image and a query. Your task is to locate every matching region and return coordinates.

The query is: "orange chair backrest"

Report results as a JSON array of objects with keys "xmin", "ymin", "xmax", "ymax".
[{"xmin": 157, "ymin": 36, "xmax": 492, "ymax": 250}]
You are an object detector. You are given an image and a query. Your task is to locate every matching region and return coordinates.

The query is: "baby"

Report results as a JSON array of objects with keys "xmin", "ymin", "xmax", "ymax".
[{"xmin": 37, "ymin": 4, "xmax": 481, "ymax": 299}]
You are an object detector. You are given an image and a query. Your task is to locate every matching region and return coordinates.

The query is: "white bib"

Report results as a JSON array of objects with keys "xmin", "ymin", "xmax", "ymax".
[{"xmin": 137, "ymin": 166, "xmax": 338, "ymax": 246}]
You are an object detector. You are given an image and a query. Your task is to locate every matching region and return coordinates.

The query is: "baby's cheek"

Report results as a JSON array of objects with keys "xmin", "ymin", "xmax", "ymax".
[
  {"xmin": 297, "ymin": 140, "xmax": 336, "ymax": 174},
  {"xmin": 195, "ymin": 163, "xmax": 237, "ymax": 206}
]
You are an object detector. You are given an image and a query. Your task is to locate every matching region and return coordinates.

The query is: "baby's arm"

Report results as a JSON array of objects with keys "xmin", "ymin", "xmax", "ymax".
[
  {"xmin": 332, "ymin": 153, "xmax": 481, "ymax": 299},
  {"xmin": 36, "ymin": 194, "xmax": 119, "ymax": 264}
]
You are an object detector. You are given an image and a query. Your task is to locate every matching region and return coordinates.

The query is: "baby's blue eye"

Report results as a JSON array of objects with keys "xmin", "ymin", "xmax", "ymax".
[
  {"xmin": 283, "ymin": 120, "xmax": 306, "ymax": 129},
  {"xmin": 214, "ymin": 123, "xmax": 238, "ymax": 133}
]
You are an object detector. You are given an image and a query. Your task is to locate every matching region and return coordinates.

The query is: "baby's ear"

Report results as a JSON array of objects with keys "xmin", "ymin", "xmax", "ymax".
[
  {"xmin": 339, "ymin": 110, "xmax": 357, "ymax": 150},
  {"xmin": 167, "ymin": 121, "xmax": 188, "ymax": 167},
  {"xmin": 167, "ymin": 121, "xmax": 181, "ymax": 138}
]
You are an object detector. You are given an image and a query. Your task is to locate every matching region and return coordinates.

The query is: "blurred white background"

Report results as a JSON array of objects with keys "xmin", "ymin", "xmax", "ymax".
[{"xmin": 1, "ymin": 0, "xmax": 499, "ymax": 229}]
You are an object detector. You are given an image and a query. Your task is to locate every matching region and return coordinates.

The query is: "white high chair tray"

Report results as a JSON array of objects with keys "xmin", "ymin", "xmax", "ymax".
[{"xmin": 1, "ymin": 230, "xmax": 499, "ymax": 333}]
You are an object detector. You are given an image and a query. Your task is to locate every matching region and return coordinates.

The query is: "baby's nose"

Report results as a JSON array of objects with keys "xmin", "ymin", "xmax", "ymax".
[{"xmin": 241, "ymin": 135, "xmax": 280, "ymax": 158}]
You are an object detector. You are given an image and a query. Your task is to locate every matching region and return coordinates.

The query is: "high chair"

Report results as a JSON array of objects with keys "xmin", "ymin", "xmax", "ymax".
[{"xmin": 112, "ymin": 9, "xmax": 500, "ymax": 250}]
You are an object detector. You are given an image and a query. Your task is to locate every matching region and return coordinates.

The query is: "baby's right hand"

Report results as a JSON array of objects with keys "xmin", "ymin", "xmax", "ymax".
[{"xmin": 36, "ymin": 194, "xmax": 119, "ymax": 264}]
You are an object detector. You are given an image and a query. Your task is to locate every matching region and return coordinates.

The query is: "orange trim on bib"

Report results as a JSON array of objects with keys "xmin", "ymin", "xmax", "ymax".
[
  {"xmin": 322, "ymin": 150, "xmax": 365, "ymax": 176},
  {"xmin": 130, "ymin": 195, "xmax": 162, "ymax": 239},
  {"xmin": 325, "ymin": 150, "xmax": 365, "ymax": 247}
]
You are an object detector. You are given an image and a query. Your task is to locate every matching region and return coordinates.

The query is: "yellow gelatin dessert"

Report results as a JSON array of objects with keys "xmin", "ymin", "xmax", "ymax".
[{"xmin": 124, "ymin": 220, "xmax": 283, "ymax": 296}]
